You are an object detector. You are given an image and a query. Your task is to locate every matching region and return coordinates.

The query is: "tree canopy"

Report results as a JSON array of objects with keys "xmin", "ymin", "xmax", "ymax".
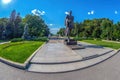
[
  {"xmin": 0, "ymin": 10, "xmax": 50, "ymax": 40},
  {"xmin": 57, "ymin": 18, "xmax": 120, "ymax": 41}
]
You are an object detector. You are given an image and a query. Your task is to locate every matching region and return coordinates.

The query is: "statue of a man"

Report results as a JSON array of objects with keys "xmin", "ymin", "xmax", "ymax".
[{"xmin": 65, "ymin": 10, "xmax": 74, "ymax": 41}]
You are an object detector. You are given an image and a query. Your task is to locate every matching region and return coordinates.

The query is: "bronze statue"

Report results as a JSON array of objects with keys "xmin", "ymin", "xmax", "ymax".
[
  {"xmin": 65, "ymin": 10, "xmax": 74, "ymax": 42},
  {"xmin": 64, "ymin": 11, "xmax": 85, "ymax": 49}
]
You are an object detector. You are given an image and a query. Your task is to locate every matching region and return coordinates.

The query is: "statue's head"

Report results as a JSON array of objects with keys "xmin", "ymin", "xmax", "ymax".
[{"xmin": 69, "ymin": 10, "xmax": 72, "ymax": 15}]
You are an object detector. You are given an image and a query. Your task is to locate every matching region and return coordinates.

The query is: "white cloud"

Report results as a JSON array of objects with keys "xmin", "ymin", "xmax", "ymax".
[
  {"xmin": 41, "ymin": 11, "xmax": 45, "ymax": 15},
  {"xmin": 115, "ymin": 11, "xmax": 118, "ymax": 14},
  {"xmin": 88, "ymin": 10, "xmax": 94, "ymax": 15},
  {"xmin": 48, "ymin": 24, "xmax": 54, "ymax": 26},
  {"xmin": 65, "ymin": 11, "xmax": 69, "ymax": 15},
  {"xmin": 88, "ymin": 12, "xmax": 91, "ymax": 15},
  {"xmin": 91, "ymin": 10, "xmax": 94, "ymax": 14},
  {"xmin": 31, "ymin": 9, "xmax": 45, "ymax": 16}
]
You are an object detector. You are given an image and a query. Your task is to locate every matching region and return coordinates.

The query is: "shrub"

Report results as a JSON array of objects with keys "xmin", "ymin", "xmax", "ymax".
[
  {"xmin": 74, "ymin": 37, "xmax": 95, "ymax": 41},
  {"xmin": 94, "ymin": 38, "xmax": 102, "ymax": 41},
  {"xmin": 30, "ymin": 37, "xmax": 49, "ymax": 42},
  {"xmin": 86, "ymin": 37, "xmax": 94, "ymax": 40},
  {"xmin": 73, "ymin": 37, "xmax": 83, "ymax": 41},
  {"xmin": 11, "ymin": 38, "xmax": 24, "ymax": 42}
]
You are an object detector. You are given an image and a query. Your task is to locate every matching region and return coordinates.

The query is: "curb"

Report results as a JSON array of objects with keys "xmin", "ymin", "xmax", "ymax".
[
  {"xmin": 24, "ymin": 42, "xmax": 46, "ymax": 69},
  {"xmin": 0, "ymin": 57, "xmax": 25, "ymax": 69},
  {"xmin": 0, "ymin": 42, "xmax": 46, "ymax": 69}
]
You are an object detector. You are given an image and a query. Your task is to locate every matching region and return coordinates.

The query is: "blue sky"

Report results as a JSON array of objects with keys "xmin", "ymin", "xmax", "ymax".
[{"xmin": 0, "ymin": 0, "xmax": 120, "ymax": 34}]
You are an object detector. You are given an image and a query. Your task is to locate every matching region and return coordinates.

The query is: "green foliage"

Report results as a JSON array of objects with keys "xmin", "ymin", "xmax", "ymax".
[
  {"xmin": 0, "ymin": 10, "xmax": 49, "ymax": 41},
  {"xmin": 94, "ymin": 38, "xmax": 102, "ymax": 41},
  {"xmin": 57, "ymin": 28, "xmax": 65, "ymax": 36},
  {"xmin": 5, "ymin": 10, "xmax": 23, "ymax": 39},
  {"xmin": 0, "ymin": 40, "xmax": 4, "ymax": 42},
  {"xmin": 58, "ymin": 18, "xmax": 120, "ymax": 41},
  {"xmin": 73, "ymin": 36, "xmax": 94, "ymax": 41},
  {"xmin": 73, "ymin": 37, "xmax": 83, "ymax": 41},
  {"xmin": 11, "ymin": 37, "xmax": 49, "ymax": 42},
  {"xmin": 0, "ymin": 18, "xmax": 8, "ymax": 39},
  {"xmin": 11, "ymin": 38, "xmax": 24, "ymax": 42},
  {"xmin": 23, "ymin": 14, "xmax": 50, "ymax": 37},
  {"xmin": 112, "ymin": 22, "xmax": 120, "ymax": 41},
  {"xmin": 0, "ymin": 41, "xmax": 44, "ymax": 63},
  {"xmin": 30, "ymin": 37, "xmax": 49, "ymax": 42}
]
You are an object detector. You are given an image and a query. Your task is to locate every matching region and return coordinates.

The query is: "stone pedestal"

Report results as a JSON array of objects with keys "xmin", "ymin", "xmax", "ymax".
[
  {"xmin": 64, "ymin": 39, "xmax": 85, "ymax": 50},
  {"xmin": 64, "ymin": 39, "xmax": 77, "ymax": 45}
]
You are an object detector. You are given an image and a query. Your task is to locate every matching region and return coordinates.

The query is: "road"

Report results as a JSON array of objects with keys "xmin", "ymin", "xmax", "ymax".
[{"xmin": 0, "ymin": 51, "xmax": 120, "ymax": 80}]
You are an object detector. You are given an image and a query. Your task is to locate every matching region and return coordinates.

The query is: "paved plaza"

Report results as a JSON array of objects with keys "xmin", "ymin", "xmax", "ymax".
[{"xmin": 27, "ymin": 39, "xmax": 117, "ymax": 73}]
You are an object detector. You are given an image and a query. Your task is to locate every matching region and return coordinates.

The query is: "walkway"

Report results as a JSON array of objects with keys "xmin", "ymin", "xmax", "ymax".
[{"xmin": 27, "ymin": 39, "xmax": 116, "ymax": 73}]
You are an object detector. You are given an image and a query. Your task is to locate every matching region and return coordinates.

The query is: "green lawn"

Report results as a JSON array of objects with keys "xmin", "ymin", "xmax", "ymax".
[
  {"xmin": 0, "ymin": 41, "xmax": 44, "ymax": 63},
  {"xmin": 81, "ymin": 40, "xmax": 120, "ymax": 49}
]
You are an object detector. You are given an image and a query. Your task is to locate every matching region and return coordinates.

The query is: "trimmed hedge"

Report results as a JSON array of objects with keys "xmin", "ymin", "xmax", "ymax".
[
  {"xmin": 73, "ymin": 37, "xmax": 95, "ymax": 41},
  {"xmin": 30, "ymin": 37, "xmax": 49, "ymax": 42},
  {"xmin": 11, "ymin": 38, "xmax": 24, "ymax": 42},
  {"xmin": 11, "ymin": 37, "xmax": 49, "ymax": 42}
]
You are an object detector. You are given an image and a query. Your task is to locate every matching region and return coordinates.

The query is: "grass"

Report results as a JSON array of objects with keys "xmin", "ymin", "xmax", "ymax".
[
  {"xmin": 0, "ymin": 41, "xmax": 44, "ymax": 63},
  {"xmin": 81, "ymin": 40, "xmax": 120, "ymax": 49}
]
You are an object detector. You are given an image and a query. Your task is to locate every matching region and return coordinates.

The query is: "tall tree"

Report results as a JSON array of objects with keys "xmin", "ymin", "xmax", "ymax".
[
  {"xmin": 23, "ymin": 14, "xmax": 49, "ymax": 37},
  {"xmin": 100, "ymin": 19, "xmax": 113, "ymax": 40},
  {"xmin": 5, "ymin": 10, "xmax": 16, "ymax": 39},
  {"xmin": 14, "ymin": 12, "xmax": 22, "ymax": 37},
  {"xmin": 0, "ymin": 18, "xmax": 8, "ymax": 39}
]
